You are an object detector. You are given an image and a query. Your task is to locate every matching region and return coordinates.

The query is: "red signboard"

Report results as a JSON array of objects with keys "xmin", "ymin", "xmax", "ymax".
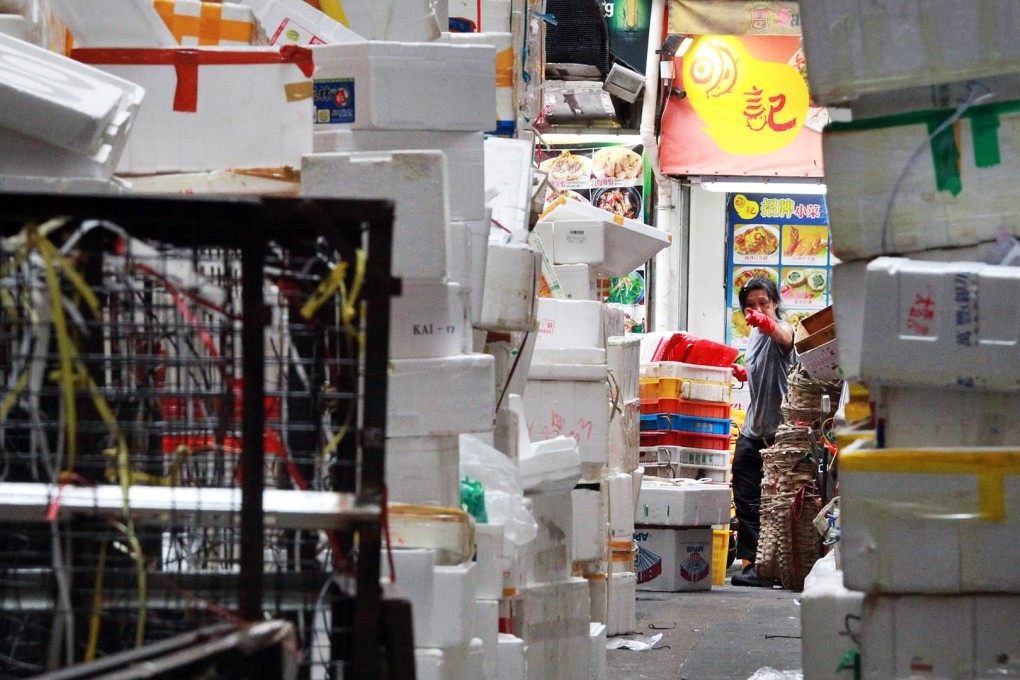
[{"xmin": 659, "ymin": 35, "xmax": 826, "ymax": 177}]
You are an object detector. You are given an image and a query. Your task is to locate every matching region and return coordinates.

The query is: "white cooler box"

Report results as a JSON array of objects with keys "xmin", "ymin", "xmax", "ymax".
[
  {"xmin": 635, "ymin": 478, "xmax": 731, "ymax": 527},
  {"xmin": 523, "ymin": 363, "xmax": 611, "ymax": 465},
  {"xmin": 73, "ymin": 45, "xmax": 314, "ymax": 174},
  {"xmin": 799, "ymin": 0, "xmax": 1020, "ymax": 104},
  {"xmin": 840, "ymin": 447, "xmax": 1020, "ymax": 594},
  {"xmin": 834, "ymin": 257, "xmax": 1020, "ymax": 391},
  {"xmin": 477, "ymin": 243, "xmax": 540, "ymax": 332},
  {"xmin": 859, "ymin": 594, "xmax": 1020, "ymax": 680},
  {"xmin": 875, "ymin": 386, "xmax": 1020, "ymax": 449},
  {"xmin": 389, "ymin": 281, "xmax": 470, "ymax": 360},
  {"xmin": 800, "ymin": 552, "xmax": 864, "ymax": 680},
  {"xmin": 513, "ymin": 578, "xmax": 590, "ymax": 680},
  {"xmin": 387, "ymin": 354, "xmax": 495, "ymax": 438},
  {"xmin": 824, "ymin": 106, "xmax": 1020, "ymax": 261},
  {"xmin": 633, "ymin": 526, "xmax": 713, "ymax": 592},
  {"xmin": 311, "ymin": 41, "xmax": 495, "ymax": 131},
  {"xmin": 384, "ymin": 435, "xmax": 460, "ymax": 508}
]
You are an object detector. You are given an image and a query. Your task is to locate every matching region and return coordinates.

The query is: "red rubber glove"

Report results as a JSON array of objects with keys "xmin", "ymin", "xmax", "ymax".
[
  {"xmin": 744, "ymin": 308, "xmax": 776, "ymax": 334},
  {"xmin": 731, "ymin": 363, "xmax": 747, "ymax": 383}
]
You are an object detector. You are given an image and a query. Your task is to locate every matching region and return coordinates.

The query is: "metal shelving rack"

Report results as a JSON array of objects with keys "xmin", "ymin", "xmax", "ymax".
[{"xmin": 0, "ymin": 193, "xmax": 404, "ymax": 679}]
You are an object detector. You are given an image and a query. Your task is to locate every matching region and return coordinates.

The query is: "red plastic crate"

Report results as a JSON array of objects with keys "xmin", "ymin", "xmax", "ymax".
[
  {"xmin": 658, "ymin": 397, "xmax": 681, "ymax": 414},
  {"xmin": 677, "ymin": 398, "xmax": 730, "ymax": 419},
  {"xmin": 640, "ymin": 398, "xmax": 660, "ymax": 415},
  {"xmin": 676, "ymin": 431, "xmax": 731, "ymax": 451}
]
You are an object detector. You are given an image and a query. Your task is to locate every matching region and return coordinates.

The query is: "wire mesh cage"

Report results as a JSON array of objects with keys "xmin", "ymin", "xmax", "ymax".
[{"xmin": 0, "ymin": 193, "xmax": 402, "ymax": 679}]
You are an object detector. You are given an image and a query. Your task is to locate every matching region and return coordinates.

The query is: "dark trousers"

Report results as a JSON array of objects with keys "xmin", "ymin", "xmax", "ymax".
[{"xmin": 732, "ymin": 433, "xmax": 772, "ymax": 563}]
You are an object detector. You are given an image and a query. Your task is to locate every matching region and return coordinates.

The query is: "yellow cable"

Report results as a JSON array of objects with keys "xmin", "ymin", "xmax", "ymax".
[
  {"xmin": 0, "ymin": 370, "xmax": 30, "ymax": 421},
  {"xmin": 84, "ymin": 540, "xmax": 107, "ymax": 661},
  {"xmin": 300, "ymin": 260, "xmax": 348, "ymax": 320},
  {"xmin": 318, "ymin": 0, "xmax": 350, "ymax": 26}
]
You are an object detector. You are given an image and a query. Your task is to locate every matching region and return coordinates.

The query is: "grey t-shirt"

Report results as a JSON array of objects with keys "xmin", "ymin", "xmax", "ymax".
[{"xmin": 742, "ymin": 322, "xmax": 795, "ymax": 440}]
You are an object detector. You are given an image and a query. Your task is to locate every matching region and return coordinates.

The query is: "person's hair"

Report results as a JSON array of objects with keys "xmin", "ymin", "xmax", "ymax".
[{"xmin": 738, "ymin": 276, "xmax": 782, "ymax": 313}]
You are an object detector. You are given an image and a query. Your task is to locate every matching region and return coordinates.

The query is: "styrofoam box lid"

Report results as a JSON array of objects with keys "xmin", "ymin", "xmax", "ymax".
[
  {"xmin": 530, "ymin": 347, "xmax": 606, "ymax": 366},
  {"xmin": 313, "ymin": 39, "xmax": 494, "ymax": 68},
  {"xmin": 0, "ymin": 32, "xmax": 145, "ymax": 157},
  {"xmin": 538, "ymin": 199, "xmax": 670, "ymax": 277},
  {"xmin": 48, "ymin": 0, "xmax": 177, "ymax": 47},
  {"xmin": 527, "ymin": 362, "xmax": 608, "ymax": 382}
]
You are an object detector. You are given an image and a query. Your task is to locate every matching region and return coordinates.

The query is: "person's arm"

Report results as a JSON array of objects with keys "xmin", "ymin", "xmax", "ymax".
[
  {"xmin": 766, "ymin": 320, "xmax": 794, "ymax": 353},
  {"xmin": 744, "ymin": 308, "xmax": 795, "ymax": 353}
]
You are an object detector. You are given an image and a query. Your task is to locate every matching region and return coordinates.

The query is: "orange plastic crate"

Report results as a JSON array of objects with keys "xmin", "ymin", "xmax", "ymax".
[
  {"xmin": 676, "ymin": 431, "xmax": 731, "ymax": 451},
  {"xmin": 640, "ymin": 398, "xmax": 660, "ymax": 415},
  {"xmin": 658, "ymin": 397, "xmax": 681, "ymax": 414},
  {"xmin": 677, "ymin": 398, "xmax": 730, "ymax": 419}
]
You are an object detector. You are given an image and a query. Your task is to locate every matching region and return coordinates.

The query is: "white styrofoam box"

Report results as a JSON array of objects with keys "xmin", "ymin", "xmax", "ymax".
[
  {"xmin": 448, "ymin": 31, "xmax": 512, "ymax": 132},
  {"xmin": 474, "ymin": 523, "xmax": 504, "ymax": 600},
  {"xmin": 530, "ymin": 347, "xmax": 606, "ymax": 366},
  {"xmin": 534, "ymin": 298, "xmax": 605, "ymax": 350},
  {"xmin": 474, "ymin": 599, "xmax": 499, "ymax": 680},
  {"xmin": 427, "ymin": 561, "xmax": 478, "ymax": 648},
  {"xmin": 551, "ymin": 263, "xmax": 598, "ymax": 300},
  {"xmin": 415, "ymin": 639, "xmax": 485, "ymax": 680},
  {"xmin": 75, "ymin": 45, "xmax": 313, "ymax": 174},
  {"xmin": 635, "ymin": 478, "xmax": 731, "ymax": 527},
  {"xmin": 877, "ymin": 386, "xmax": 1020, "ymax": 449},
  {"xmin": 302, "ymin": 150, "xmax": 449, "ymax": 280},
  {"xmin": 448, "ymin": 217, "xmax": 491, "ymax": 324},
  {"xmin": 859, "ymin": 594, "xmax": 1020, "ymax": 680},
  {"xmin": 48, "ymin": 0, "xmax": 177, "ymax": 46},
  {"xmin": 333, "ymin": 0, "xmax": 442, "ymax": 43},
  {"xmin": 798, "ymin": 0, "xmax": 1020, "ymax": 105},
  {"xmin": 477, "ymin": 243, "xmax": 540, "ymax": 332},
  {"xmin": 523, "ymin": 365, "xmax": 610, "ymax": 465},
  {"xmin": 385, "ymin": 435, "xmax": 460, "ymax": 508},
  {"xmin": 571, "ymin": 487, "xmax": 604, "ymax": 563},
  {"xmin": 534, "ymin": 219, "xmax": 605, "ymax": 265},
  {"xmin": 608, "ymin": 471, "xmax": 634, "ymax": 540},
  {"xmin": 848, "ymin": 72, "xmax": 1020, "ymax": 122},
  {"xmin": 515, "ymin": 578, "xmax": 590, "ymax": 680},
  {"xmin": 390, "ymin": 281, "xmax": 469, "ymax": 360},
  {"xmin": 313, "ymin": 128, "xmax": 485, "ymax": 222},
  {"xmin": 524, "ymin": 489, "xmax": 573, "ymax": 585},
  {"xmin": 589, "ymin": 622, "xmax": 608, "ymax": 680},
  {"xmin": 608, "ymin": 335, "xmax": 641, "ymax": 403},
  {"xmin": 520, "ymin": 435, "xmax": 581, "ymax": 494},
  {"xmin": 608, "ymin": 572, "xmax": 636, "ymax": 636},
  {"xmin": 0, "ymin": 14, "xmax": 28, "ymax": 41},
  {"xmin": 237, "ymin": 0, "xmax": 364, "ymax": 45},
  {"xmin": 152, "ymin": 0, "xmax": 259, "ymax": 47},
  {"xmin": 311, "ymin": 41, "xmax": 495, "ymax": 131},
  {"xmin": 834, "ymin": 257, "xmax": 1020, "ymax": 391},
  {"xmin": 840, "ymin": 447, "xmax": 1020, "ymax": 594},
  {"xmin": 0, "ymin": 175, "xmax": 128, "ymax": 194},
  {"xmin": 633, "ymin": 526, "xmax": 713, "ymax": 592},
  {"xmin": 484, "ymin": 137, "xmax": 534, "ymax": 236},
  {"xmin": 608, "ymin": 398, "xmax": 639, "ymax": 473},
  {"xmin": 387, "ymin": 354, "xmax": 495, "ymax": 437},
  {"xmin": 0, "ymin": 33, "xmax": 145, "ymax": 178},
  {"xmin": 824, "ymin": 110, "xmax": 1020, "ymax": 261},
  {"xmin": 383, "ymin": 548, "xmax": 436, "ymax": 646},
  {"xmin": 800, "ymin": 552, "xmax": 864, "ymax": 680},
  {"xmin": 449, "ymin": 0, "xmax": 511, "ymax": 33},
  {"xmin": 537, "ymin": 199, "xmax": 670, "ymax": 277},
  {"xmin": 496, "ymin": 634, "xmax": 526, "ymax": 680}
]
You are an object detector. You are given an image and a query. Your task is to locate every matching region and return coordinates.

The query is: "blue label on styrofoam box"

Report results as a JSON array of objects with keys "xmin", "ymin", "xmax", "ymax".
[{"xmin": 313, "ymin": 78, "xmax": 355, "ymax": 124}]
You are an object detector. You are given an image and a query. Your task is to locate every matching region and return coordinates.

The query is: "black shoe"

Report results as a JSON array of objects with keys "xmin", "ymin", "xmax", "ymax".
[{"xmin": 730, "ymin": 564, "xmax": 774, "ymax": 588}]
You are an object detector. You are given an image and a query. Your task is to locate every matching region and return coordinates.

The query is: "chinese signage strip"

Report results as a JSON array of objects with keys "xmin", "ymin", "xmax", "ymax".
[
  {"xmin": 667, "ymin": 0, "xmax": 802, "ymax": 36},
  {"xmin": 659, "ymin": 34, "xmax": 826, "ymax": 177},
  {"xmin": 725, "ymin": 192, "xmax": 830, "ymax": 349}
]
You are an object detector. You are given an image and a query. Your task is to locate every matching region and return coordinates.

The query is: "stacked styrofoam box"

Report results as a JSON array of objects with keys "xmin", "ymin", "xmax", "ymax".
[
  {"xmin": 237, "ymin": 0, "xmax": 365, "ymax": 45},
  {"xmin": 800, "ymin": 552, "xmax": 864, "ymax": 680},
  {"xmin": 513, "ymin": 577, "xmax": 590, "ymax": 680}
]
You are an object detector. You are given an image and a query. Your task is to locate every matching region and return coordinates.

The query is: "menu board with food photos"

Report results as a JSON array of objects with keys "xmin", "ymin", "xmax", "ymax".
[
  {"xmin": 725, "ymin": 192, "xmax": 831, "ymax": 349},
  {"xmin": 536, "ymin": 141, "xmax": 652, "ymax": 332}
]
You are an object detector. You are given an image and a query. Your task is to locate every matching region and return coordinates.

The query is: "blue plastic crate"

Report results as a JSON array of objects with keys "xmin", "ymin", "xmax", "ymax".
[
  {"xmin": 672, "ymin": 414, "xmax": 731, "ymax": 436},
  {"xmin": 640, "ymin": 413, "xmax": 671, "ymax": 431}
]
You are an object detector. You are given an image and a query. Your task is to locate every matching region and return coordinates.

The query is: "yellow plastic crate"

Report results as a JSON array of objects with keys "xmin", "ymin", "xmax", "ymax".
[{"xmin": 711, "ymin": 529, "xmax": 729, "ymax": 586}]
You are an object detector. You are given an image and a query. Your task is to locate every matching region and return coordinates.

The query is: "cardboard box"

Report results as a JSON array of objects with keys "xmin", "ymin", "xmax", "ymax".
[
  {"xmin": 302, "ymin": 150, "xmax": 449, "ymax": 280},
  {"xmin": 313, "ymin": 128, "xmax": 486, "ymax": 222},
  {"xmin": 793, "ymin": 306, "xmax": 834, "ymax": 353},
  {"xmin": 74, "ymin": 45, "xmax": 314, "ymax": 174},
  {"xmin": 824, "ymin": 109, "xmax": 1020, "ymax": 260},
  {"xmin": 523, "ymin": 365, "xmax": 611, "ymax": 465},
  {"xmin": 799, "ymin": 0, "xmax": 1020, "ymax": 104},
  {"xmin": 833, "ymin": 257, "xmax": 1020, "ymax": 390},
  {"xmin": 390, "ymin": 281, "xmax": 470, "ymax": 360},
  {"xmin": 477, "ymin": 244, "xmax": 540, "ymax": 332},
  {"xmin": 387, "ymin": 354, "xmax": 495, "ymax": 438},
  {"xmin": 385, "ymin": 435, "xmax": 460, "ymax": 508},
  {"xmin": 798, "ymin": 340, "xmax": 841, "ymax": 382},
  {"xmin": 0, "ymin": 33, "xmax": 144, "ymax": 178},
  {"xmin": 311, "ymin": 41, "xmax": 496, "ymax": 131},
  {"xmin": 877, "ymin": 386, "xmax": 1020, "ymax": 449},
  {"xmin": 635, "ymin": 479, "xmax": 731, "ymax": 527},
  {"xmin": 633, "ymin": 526, "xmax": 713, "ymax": 592},
  {"xmin": 859, "ymin": 594, "xmax": 1020, "ymax": 680},
  {"xmin": 840, "ymin": 447, "xmax": 1020, "ymax": 593},
  {"xmin": 800, "ymin": 552, "xmax": 864, "ymax": 680}
]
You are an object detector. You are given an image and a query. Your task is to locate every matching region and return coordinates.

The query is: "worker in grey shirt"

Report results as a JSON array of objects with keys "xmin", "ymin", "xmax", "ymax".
[{"xmin": 730, "ymin": 276, "xmax": 795, "ymax": 587}]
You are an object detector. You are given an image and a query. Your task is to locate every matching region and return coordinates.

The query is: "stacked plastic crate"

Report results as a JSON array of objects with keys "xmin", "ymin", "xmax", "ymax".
[{"xmin": 798, "ymin": 2, "xmax": 1020, "ymax": 677}]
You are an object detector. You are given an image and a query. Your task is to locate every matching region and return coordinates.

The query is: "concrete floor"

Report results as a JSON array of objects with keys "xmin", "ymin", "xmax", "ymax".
[{"xmin": 607, "ymin": 562, "xmax": 803, "ymax": 680}]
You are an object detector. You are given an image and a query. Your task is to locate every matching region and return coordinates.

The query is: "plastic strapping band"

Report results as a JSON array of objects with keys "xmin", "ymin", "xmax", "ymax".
[
  {"xmin": 925, "ymin": 112, "xmax": 962, "ymax": 196},
  {"xmin": 970, "ymin": 109, "xmax": 1002, "ymax": 169}
]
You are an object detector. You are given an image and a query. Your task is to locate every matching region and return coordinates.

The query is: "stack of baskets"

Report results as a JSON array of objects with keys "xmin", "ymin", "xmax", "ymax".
[{"xmin": 638, "ymin": 362, "xmax": 734, "ymax": 480}]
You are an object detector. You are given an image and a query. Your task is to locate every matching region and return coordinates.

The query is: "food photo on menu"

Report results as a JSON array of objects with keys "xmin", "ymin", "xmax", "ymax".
[{"xmin": 538, "ymin": 145, "xmax": 647, "ymax": 219}]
